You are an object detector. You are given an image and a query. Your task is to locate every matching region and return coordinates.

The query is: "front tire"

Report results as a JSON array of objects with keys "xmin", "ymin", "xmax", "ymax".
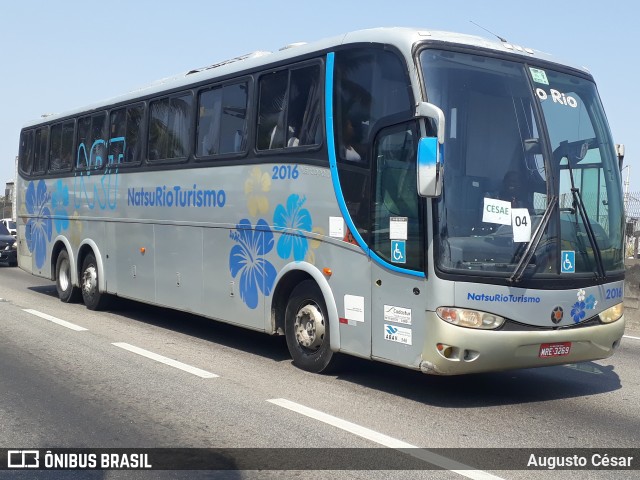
[
  {"xmin": 285, "ymin": 280, "xmax": 338, "ymax": 373},
  {"xmin": 56, "ymin": 250, "xmax": 80, "ymax": 303},
  {"xmin": 80, "ymin": 252, "xmax": 111, "ymax": 311}
]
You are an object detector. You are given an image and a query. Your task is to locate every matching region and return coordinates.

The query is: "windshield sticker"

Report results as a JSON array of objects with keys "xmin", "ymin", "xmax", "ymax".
[
  {"xmin": 389, "ymin": 216, "xmax": 408, "ymax": 240},
  {"xmin": 483, "ymin": 198, "xmax": 512, "ymax": 225},
  {"xmin": 512, "ymin": 208, "xmax": 532, "ymax": 242},
  {"xmin": 383, "ymin": 305, "xmax": 412, "ymax": 325},
  {"xmin": 529, "ymin": 67, "xmax": 549, "ymax": 85},
  {"xmin": 561, "ymin": 250, "xmax": 575, "ymax": 273},
  {"xmin": 535, "ymin": 88, "xmax": 579, "ymax": 108},
  {"xmin": 391, "ymin": 240, "xmax": 406, "ymax": 263}
]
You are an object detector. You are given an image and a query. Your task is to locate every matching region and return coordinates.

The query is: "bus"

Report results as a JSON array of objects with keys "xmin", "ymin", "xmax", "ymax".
[{"xmin": 15, "ymin": 27, "xmax": 626, "ymax": 375}]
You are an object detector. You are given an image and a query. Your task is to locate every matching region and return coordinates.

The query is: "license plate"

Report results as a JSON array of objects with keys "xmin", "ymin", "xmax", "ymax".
[{"xmin": 539, "ymin": 342, "xmax": 571, "ymax": 358}]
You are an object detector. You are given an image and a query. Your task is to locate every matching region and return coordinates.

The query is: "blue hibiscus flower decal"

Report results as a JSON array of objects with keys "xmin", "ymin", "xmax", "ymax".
[
  {"xmin": 570, "ymin": 301, "xmax": 586, "ymax": 323},
  {"xmin": 273, "ymin": 194, "xmax": 312, "ymax": 261},
  {"xmin": 584, "ymin": 294, "xmax": 597, "ymax": 310},
  {"xmin": 25, "ymin": 180, "xmax": 52, "ymax": 269},
  {"xmin": 51, "ymin": 179, "xmax": 70, "ymax": 233},
  {"xmin": 229, "ymin": 219, "xmax": 277, "ymax": 309}
]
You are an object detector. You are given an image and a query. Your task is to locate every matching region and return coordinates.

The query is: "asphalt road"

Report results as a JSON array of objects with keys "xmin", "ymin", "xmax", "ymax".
[{"xmin": 0, "ymin": 264, "xmax": 638, "ymax": 480}]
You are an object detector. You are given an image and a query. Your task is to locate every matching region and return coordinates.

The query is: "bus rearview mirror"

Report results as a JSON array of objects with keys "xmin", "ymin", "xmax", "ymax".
[
  {"xmin": 417, "ymin": 136, "xmax": 441, "ymax": 197},
  {"xmin": 415, "ymin": 102, "xmax": 445, "ymax": 144},
  {"xmin": 415, "ymin": 102, "xmax": 445, "ymax": 197}
]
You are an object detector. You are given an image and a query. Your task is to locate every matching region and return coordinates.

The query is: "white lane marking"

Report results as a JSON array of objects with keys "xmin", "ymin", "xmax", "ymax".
[
  {"xmin": 112, "ymin": 342, "xmax": 218, "ymax": 379},
  {"xmin": 623, "ymin": 335, "xmax": 640, "ymax": 340},
  {"xmin": 23, "ymin": 309, "xmax": 88, "ymax": 331},
  {"xmin": 267, "ymin": 398, "xmax": 503, "ymax": 480}
]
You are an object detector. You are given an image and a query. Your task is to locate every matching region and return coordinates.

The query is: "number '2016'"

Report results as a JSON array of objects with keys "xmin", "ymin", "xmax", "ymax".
[
  {"xmin": 272, "ymin": 165, "xmax": 299, "ymax": 180},
  {"xmin": 605, "ymin": 287, "xmax": 623, "ymax": 299}
]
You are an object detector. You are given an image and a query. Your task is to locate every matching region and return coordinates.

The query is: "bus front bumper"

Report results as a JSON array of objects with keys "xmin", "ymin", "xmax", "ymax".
[{"xmin": 419, "ymin": 313, "xmax": 626, "ymax": 375}]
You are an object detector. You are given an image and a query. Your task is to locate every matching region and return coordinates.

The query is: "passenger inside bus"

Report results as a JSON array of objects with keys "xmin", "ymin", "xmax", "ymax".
[
  {"xmin": 339, "ymin": 117, "xmax": 362, "ymax": 162},
  {"xmin": 498, "ymin": 170, "xmax": 531, "ymax": 209}
]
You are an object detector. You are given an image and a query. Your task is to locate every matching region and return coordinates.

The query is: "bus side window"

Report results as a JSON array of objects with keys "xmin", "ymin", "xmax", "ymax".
[
  {"xmin": 125, "ymin": 105, "xmax": 144, "ymax": 163},
  {"xmin": 197, "ymin": 81, "xmax": 249, "ymax": 157},
  {"xmin": 76, "ymin": 116, "xmax": 91, "ymax": 169},
  {"xmin": 91, "ymin": 113, "xmax": 107, "ymax": 168},
  {"xmin": 19, "ymin": 130, "xmax": 35, "ymax": 175},
  {"xmin": 197, "ymin": 87, "xmax": 222, "ymax": 156},
  {"xmin": 288, "ymin": 64, "xmax": 321, "ymax": 147},
  {"xmin": 109, "ymin": 104, "xmax": 144, "ymax": 165},
  {"xmin": 33, "ymin": 126, "xmax": 49, "ymax": 174},
  {"xmin": 148, "ymin": 94, "xmax": 192, "ymax": 161},
  {"xmin": 219, "ymin": 82, "xmax": 248, "ymax": 154},
  {"xmin": 372, "ymin": 123, "xmax": 422, "ymax": 270},
  {"xmin": 333, "ymin": 47, "xmax": 413, "ymax": 242},
  {"xmin": 49, "ymin": 121, "xmax": 74, "ymax": 172},
  {"xmin": 257, "ymin": 71, "xmax": 288, "ymax": 150},
  {"xmin": 76, "ymin": 113, "xmax": 107, "ymax": 170},
  {"xmin": 257, "ymin": 63, "xmax": 321, "ymax": 151}
]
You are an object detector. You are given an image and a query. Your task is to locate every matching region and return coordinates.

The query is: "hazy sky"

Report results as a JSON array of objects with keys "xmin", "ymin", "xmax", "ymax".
[{"xmin": 1, "ymin": 0, "xmax": 638, "ymax": 191}]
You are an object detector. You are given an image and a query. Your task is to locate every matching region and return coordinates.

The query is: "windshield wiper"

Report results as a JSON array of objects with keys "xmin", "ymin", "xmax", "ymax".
[
  {"xmin": 509, "ymin": 195, "xmax": 558, "ymax": 283},
  {"xmin": 566, "ymin": 170, "xmax": 606, "ymax": 281},
  {"xmin": 559, "ymin": 139, "xmax": 607, "ymax": 279}
]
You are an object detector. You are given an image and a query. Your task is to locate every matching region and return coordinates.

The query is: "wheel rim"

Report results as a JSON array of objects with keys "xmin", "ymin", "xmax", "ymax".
[
  {"xmin": 293, "ymin": 303, "xmax": 325, "ymax": 351},
  {"xmin": 59, "ymin": 258, "xmax": 70, "ymax": 291},
  {"xmin": 82, "ymin": 265, "xmax": 98, "ymax": 298}
]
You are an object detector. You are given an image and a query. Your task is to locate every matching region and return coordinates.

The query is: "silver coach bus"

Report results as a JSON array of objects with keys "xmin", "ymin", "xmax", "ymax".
[{"xmin": 16, "ymin": 28, "xmax": 626, "ymax": 375}]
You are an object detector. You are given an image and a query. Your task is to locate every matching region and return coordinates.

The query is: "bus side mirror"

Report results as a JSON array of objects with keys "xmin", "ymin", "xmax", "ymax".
[
  {"xmin": 417, "ymin": 137, "xmax": 441, "ymax": 197},
  {"xmin": 415, "ymin": 102, "xmax": 445, "ymax": 197}
]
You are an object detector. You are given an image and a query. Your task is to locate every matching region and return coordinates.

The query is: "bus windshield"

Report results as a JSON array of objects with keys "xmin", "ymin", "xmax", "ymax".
[{"xmin": 420, "ymin": 49, "xmax": 624, "ymax": 279}]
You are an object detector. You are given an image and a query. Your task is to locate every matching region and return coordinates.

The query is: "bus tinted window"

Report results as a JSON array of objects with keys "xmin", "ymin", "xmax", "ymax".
[
  {"xmin": 372, "ymin": 122, "xmax": 422, "ymax": 270},
  {"xmin": 33, "ymin": 127, "xmax": 49, "ymax": 174},
  {"xmin": 109, "ymin": 104, "xmax": 144, "ymax": 164},
  {"xmin": 19, "ymin": 130, "xmax": 34, "ymax": 175},
  {"xmin": 49, "ymin": 121, "xmax": 74, "ymax": 172},
  {"xmin": 77, "ymin": 113, "xmax": 107, "ymax": 170},
  {"xmin": 148, "ymin": 93, "xmax": 193, "ymax": 161},
  {"xmin": 257, "ymin": 65, "xmax": 321, "ymax": 151},
  {"xmin": 197, "ymin": 81, "xmax": 249, "ymax": 157},
  {"xmin": 257, "ymin": 70, "xmax": 288, "ymax": 150},
  {"xmin": 219, "ymin": 82, "xmax": 248, "ymax": 154},
  {"xmin": 332, "ymin": 48, "xmax": 412, "ymax": 241},
  {"xmin": 197, "ymin": 87, "xmax": 222, "ymax": 156},
  {"xmin": 334, "ymin": 48, "xmax": 412, "ymax": 163},
  {"xmin": 288, "ymin": 65, "xmax": 321, "ymax": 147}
]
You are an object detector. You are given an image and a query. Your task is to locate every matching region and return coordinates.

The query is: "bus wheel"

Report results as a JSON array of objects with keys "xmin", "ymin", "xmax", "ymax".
[
  {"xmin": 80, "ymin": 253, "xmax": 110, "ymax": 311},
  {"xmin": 285, "ymin": 280, "xmax": 337, "ymax": 373},
  {"xmin": 55, "ymin": 250, "xmax": 80, "ymax": 303}
]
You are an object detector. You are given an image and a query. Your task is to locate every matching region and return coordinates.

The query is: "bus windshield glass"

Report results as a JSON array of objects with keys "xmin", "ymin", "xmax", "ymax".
[{"xmin": 420, "ymin": 49, "xmax": 624, "ymax": 279}]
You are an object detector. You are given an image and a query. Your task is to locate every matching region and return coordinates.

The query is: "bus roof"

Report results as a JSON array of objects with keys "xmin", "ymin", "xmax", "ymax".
[{"xmin": 22, "ymin": 27, "xmax": 588, "ymax": 128}]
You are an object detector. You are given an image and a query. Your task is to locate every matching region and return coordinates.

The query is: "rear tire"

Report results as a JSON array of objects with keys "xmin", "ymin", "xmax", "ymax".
[
  {"xmin": 285, "ymin": 280, "xmax": 338, "ymax": 373},
  {"xmin": 80, "ymin": 252, "xmax": 111, "ymax": 311},
  {"xmin": 56, "ymin": 250, "xmax": 80, "ymax": 303}
]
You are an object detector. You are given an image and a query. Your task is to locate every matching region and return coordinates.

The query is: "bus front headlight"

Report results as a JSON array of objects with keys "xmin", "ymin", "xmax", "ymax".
[
  {"xmin": 599, "ymin": 303, "xmax": 624, "ymax": 323},
  {"xmin": 436, "ymin": 307, "xmax": 505, "ymax": 330}
]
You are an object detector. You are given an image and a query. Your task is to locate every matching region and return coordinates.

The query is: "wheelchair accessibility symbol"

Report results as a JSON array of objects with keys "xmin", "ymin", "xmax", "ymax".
[
  {"xmin": 561, "ymin": 250, "xmax": 575, "ymax": 273},
  {"xmin": 391, "ymin": 240, "xmax": 406, "ymax": 264}
]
